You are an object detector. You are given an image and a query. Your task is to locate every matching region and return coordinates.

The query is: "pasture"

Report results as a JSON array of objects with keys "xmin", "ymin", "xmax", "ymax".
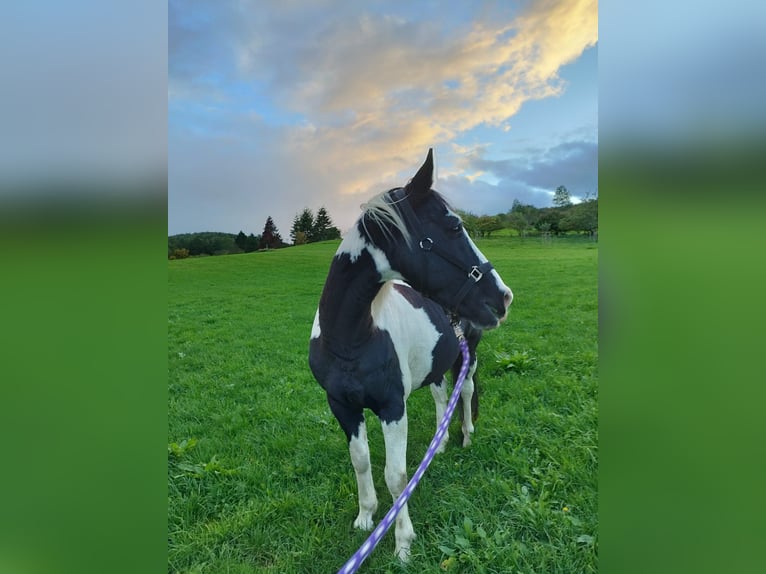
[{"xmin": 168, "ymin": 237, "xmax": 598, "ymax": 573}]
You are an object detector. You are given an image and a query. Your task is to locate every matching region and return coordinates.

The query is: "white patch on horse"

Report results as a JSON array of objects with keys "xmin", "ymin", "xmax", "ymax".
[
  {"xmin": 367, "ymin": 243, "xmax": 401, "ymax": 282},
  {"xmin": 370, "ymin": 281, "xmax": 441, "ymax": 397},
  {"xmin": 311, "ymin": 309, "xmax": 321, "ymax": 339},
  {"xmin": 337, "ymin": 226, "xmax": 401, "ymax": 282},
  {"xmin": 337, "ymin": 225, "xmax": 367, "ymax": 262}
]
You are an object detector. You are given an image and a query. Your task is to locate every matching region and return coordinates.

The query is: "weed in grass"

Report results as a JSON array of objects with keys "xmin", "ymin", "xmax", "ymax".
[
  {"xmin": 494, "ymin": 349, "xmax": 536, "ymax": 374},
  {"xmin": 173, "ymin": 455, "xmax": 239, "ymax": 479},
  {"xmin": 168, "ymin": 437, "xmax": 198, "ymax": 457}
]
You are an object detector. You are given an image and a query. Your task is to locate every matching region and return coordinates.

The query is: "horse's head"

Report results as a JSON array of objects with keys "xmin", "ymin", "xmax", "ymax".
[{"xmin": 363, "ymin": 149, "xmax": 513, "ymax": 330}]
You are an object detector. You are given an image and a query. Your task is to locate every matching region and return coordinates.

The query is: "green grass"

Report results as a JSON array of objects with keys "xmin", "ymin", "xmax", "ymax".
[{"xmin": 169, "ymin": 236, "xmax": 598, "ymax": 573}]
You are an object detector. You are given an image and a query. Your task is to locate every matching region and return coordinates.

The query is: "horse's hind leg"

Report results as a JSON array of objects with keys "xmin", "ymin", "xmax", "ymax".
[
  {"xmin": 459, "ymin": 359, "xmax": 478, "ymax": 447},
  {"xmin": 328, "ymin": 397, "xmax": 378, "ymax": 531},
  {"xmin": 350, "ymin": 419, "xmax": 379, "ymax": 530},
  {"xmin": 430, "ymin": 378, "xmax": 449, "ymax": 453},
  {"xmin": 380, "ymin": 408, "xmax": 416, "ymax": 561},
  {"xmin": 455, "ymin": 327, "xmax": 482, "ymax": 447}
]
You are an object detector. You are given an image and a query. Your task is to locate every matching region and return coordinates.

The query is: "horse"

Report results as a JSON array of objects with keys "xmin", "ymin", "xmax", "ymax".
[{"xmin": 308, "ymin": 149, "xmax": 512, "ymax": 561}]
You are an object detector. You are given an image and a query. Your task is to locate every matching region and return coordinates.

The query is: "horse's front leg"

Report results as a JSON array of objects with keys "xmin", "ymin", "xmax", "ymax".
[{"xmin": 381, "ymin": 408, "xmax": 416, "ymax": 561}]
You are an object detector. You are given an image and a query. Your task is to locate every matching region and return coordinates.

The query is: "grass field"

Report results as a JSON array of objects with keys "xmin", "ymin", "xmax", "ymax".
[{"xmin": 168, "ymin": 236, "xmax": 598, "ymax": 573}]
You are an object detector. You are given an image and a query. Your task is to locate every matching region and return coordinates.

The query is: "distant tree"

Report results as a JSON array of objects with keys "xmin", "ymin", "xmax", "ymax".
[
  {"xmin": 507, "ymin": 211, "xmax": 531, "ymax": 238},
  {"xmin": 511, "ymin": 199, "xmax": 537, "ymax": 218},
  {"xmin": 559, "ymin": 198, "xmax": 598, "ymax": 237},
  {"xmin": 188, "ymin": 235, "xmax": 206, "ymax": 256},
  {"xmin": 168, "ymin": 232, "xmax": 242, "ymax": 256},
  {"xmin": 312, "ymin": 206, "xmax": 341, "ymax": 242},
  {"xmin": 494, "ymin": 211, "xmax": 510, "ymax": 227},
  {"xmin": 235, "ymin": 231, "xmax": 248, "ymax": 252},
  {"xmin": 294, "ymin": 231, "xmax": 308, "ymax": 245},
  {"xmin": 245, "ymin": 233, "xmax": 260, "ymax": 252},
  {"xmin": 258, "ymin": 216, "xmax": 285, "ymax": 249},
  {"xmin": 477, "ymin": 215, "xmax": 504, "ymax": 237},
  {"xmin": 169, "ymin": 248, "xmax": 190, "ymax": 260},
  {"xmin": 553, "ymin": 185, "xmax": 572, "ymax": 207},
  {"xmin": 536, "ymin": 207, "xmax": 563, "ymax": 235},
  {"xmin": 509, "ymin": 200, "xmax": 540, "ymax": 236},
  {"xmin": 291, "ymin": 208, "xmax": 315, "ymax": 244}
]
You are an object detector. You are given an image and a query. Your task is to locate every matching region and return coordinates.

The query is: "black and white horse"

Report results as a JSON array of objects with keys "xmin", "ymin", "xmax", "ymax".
[{"xmin": 309, "ymin": 149, "xmax": 512, "ymax": 561}]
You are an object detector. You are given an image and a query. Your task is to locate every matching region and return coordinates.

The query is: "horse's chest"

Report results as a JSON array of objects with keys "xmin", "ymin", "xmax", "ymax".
[{"xmin": 309, "ymin": 281, "xmax": 458, "ymax": 407}]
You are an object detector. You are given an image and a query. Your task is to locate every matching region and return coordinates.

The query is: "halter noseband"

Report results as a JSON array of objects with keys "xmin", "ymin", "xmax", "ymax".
[{"xmin": 387, "ymin": 188, "xmax": 494, "ymax": 316}]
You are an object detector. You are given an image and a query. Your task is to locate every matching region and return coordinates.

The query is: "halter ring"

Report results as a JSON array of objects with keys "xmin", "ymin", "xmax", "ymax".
[
  {"xmin": 468, "ymin": 266, "xmax": 483, "ymax": 282},
  {"xmin": 419, "ymin": 237, "xmax": 434, "ymax": 251}
]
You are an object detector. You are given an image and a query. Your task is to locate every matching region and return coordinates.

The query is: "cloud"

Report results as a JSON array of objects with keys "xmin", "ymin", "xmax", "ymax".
[
  {"xmin": 466, "ymin": 139, "xmax": 598, "ymax": 196},
  {"xmin": 436, "ymin": 137, "xmax": 598, "ymax": 216},
  {"xmin": 169, "ymin": 0, "xmax": 598, "ymax": 234}
]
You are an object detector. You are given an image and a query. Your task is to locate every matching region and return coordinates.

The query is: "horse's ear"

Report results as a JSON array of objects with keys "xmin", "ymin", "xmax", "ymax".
[{"xmin": 406, "ymin": 148, "xmax": 433, "ymax": 198}]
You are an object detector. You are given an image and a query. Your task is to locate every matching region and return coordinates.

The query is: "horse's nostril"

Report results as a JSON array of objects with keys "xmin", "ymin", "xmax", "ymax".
[{"xmin": 504, "ymin": 290, "xmax": 513, "ymax": 307}]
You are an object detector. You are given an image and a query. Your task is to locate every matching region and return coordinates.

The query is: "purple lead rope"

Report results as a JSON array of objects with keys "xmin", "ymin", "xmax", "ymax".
[{"xmin": 337, "ymin": 335, "xmax": 471, "ymax": 574}]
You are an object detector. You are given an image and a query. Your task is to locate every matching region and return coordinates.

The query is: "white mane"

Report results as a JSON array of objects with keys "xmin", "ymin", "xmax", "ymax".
[{"xmin": 360, "ymin": 188, "xmax": 413, "ymax": 248}]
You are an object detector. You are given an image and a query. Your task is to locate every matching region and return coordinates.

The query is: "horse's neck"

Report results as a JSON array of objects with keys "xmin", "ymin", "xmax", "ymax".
[{"xmin": 318, "ymin": 238, "xmax": 392, "ymax": 355}]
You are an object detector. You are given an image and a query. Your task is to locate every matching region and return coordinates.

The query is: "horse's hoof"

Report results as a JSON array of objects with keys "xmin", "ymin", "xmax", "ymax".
[
  {"xmin": 395, "ymin": 545, "xmax": 411, "ymax": 562},
  {"xmin": 353, "ymin": 515, "xmax": 374, "ymax": 531},
  {"xmin": 435, "ymin": 433, "xmax": 449, "ymax": 454}
]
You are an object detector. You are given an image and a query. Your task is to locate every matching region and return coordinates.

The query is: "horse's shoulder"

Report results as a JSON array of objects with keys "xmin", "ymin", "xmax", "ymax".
[{"xmin": 375, "ymin": 280, "xmax": 447, "ymax": 321}]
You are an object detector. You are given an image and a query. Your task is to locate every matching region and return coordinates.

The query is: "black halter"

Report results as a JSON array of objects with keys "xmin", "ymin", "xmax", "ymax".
[{"xmin": 387, "ymin": 188, "xmax": 494, "ymax": 316}]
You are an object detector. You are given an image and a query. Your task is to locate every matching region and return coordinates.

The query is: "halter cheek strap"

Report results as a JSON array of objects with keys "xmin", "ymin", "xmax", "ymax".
[{"xmin": 388, "ymin": 188, "xmax": 494, "ymax": 314}]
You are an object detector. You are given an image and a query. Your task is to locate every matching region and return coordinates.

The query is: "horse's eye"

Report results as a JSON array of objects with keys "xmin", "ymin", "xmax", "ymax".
[{"xmin": 452, "ymin": 223, "xmax": 463, "ymax": 233}]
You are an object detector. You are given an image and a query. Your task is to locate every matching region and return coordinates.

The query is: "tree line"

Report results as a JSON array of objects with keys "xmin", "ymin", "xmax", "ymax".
[
  {"xmin": 168, "ymin": 187, "xmax": 597, "ymax": 259},
  {"xmin": 289, "ymin": 206, "xmax": 341, "ymax": 245},
  {"xmin": 168, "ymin": 206, "xmax": 341, "ymax": 259},
  {"xmin": 458, "ymin": 186, "xmax": 598, "ymax": 239}
]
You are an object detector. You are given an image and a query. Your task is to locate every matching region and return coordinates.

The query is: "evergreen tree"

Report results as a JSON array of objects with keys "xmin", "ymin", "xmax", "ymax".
[
  {"xmin": 235, "ymin": 231, "xmax": 248, "ymax": 251},
  {"xmin": 312, "ymin": 206, "xmax": 341, "ymax": 241},
  {"xmin": 258, "ymin": 216, "xmax": 284, "ymax": 249},
  {"xmin": 291, "ymin": 208, "xmax": 315, "ymax": 244},
  {"xmin": 246, "ymin": 233, "xmax": 260, "ymax": 252}
]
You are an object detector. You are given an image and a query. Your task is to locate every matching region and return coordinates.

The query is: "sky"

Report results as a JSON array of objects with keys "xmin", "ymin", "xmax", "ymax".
[{"xmin": 168, "ymin": 0, "xmax": 598, "ymax": 237}]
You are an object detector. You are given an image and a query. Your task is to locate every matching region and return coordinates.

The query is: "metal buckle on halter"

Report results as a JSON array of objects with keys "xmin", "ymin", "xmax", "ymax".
[
  {"xmin": 451, "ymin": 317, "xmax": 465, "ymax": 340},
  {"xmin": 419, "ymin": 237, "xmax": 434, "ymax": 251},
  {"xmin": 468, "ymin": 266, "xmax": 483, "ymax": 282}
]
